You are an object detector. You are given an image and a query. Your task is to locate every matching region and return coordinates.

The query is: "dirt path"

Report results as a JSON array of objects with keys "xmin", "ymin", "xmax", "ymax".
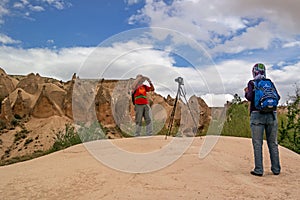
[{"xmin": 0, "ymin": 136, "xmax": 299, "ymax": 200}]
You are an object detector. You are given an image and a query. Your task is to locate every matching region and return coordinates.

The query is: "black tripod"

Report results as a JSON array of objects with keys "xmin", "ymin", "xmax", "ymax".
[{"xmin": 165, "ymin": 77, "xmax": 198, "ymax": 139}]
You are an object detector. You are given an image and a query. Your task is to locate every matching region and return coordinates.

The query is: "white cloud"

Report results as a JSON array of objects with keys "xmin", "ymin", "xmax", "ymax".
[
  {"xmin": 268, "ymin": 63, "xmax": 300, "ymax": 103},
  {"xmin": 201, "ymin": 93, "xmax": 234, "ymax": 107},
  {"xmin": 0, "ymin": 46, "xmax": 92, "ymax": 80},
  {"xmin": 212, "ymin": 22, "xmax": 273, "ymax": 54},
  {"xmin": 29, "ymin": 5, "xmax": 45, "ymax": 12},
  {"xmin": 129, "ymin": 0, "xmax": 300, "ymax": 54},
  {"xmin": 13, "ymin": 2, "xmax": 25, "ymax": 9},
  {"xmin": 0, "ymin": 43, "xmax": 297, "ymax": 106},
  {"xmin": 21, "ymin": 0, "xmax": 30, "ymax": 5},
  {"xmin": 125, "ymin": 0, "xmax": 142, "ymax": 6},
  {"xmin": 0, "ymin": 41, "xmax": 224, "ymax": 101},
  {"xmin": 47, "ymin": 39, "xmax": 54, "ymax": 44},
  {"xmin": 1, "ymin": 0, "xmax": 71, "ymax": 24},
  {"xmin": 0, "ymin": 34, "xmax": 21, "ymax": 44},
  {"xmin": 0, "ymin": 0, "xmax": 9, "ymax": 24},
  {"xmin": 283, "ymin": 41, "xmax": 300, "ymax": 48},
  {"xmin": 42, "ymin": 0, "xmax": 72, "ymax": 10},
  {"xmin": 13, "ymin": 0, "xmax": 29, "ymax": 9}
]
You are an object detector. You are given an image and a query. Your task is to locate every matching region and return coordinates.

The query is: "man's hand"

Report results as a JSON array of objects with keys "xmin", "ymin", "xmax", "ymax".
[
  {"xmin": 144, "ymin": 76, "xmax": 154, "ymax": 91},
  {"xmin": 144, "ymin": 76, "xmax": 151, "ymax": 83}
]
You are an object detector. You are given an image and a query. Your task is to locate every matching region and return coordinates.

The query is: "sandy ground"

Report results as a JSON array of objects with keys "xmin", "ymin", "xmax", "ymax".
[{"xmin": 0, "ymin": 136, "xmax": 299, "ymax": 200}]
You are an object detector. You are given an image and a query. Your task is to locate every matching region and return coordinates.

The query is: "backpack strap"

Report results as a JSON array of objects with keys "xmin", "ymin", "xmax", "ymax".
[
  {"xmin": 134, "ymin": 95, "xmax": 147, "ymax": 100},
  {"xmin": 131, "ymin": 89, "xmax": 137, "ymax": 105}
]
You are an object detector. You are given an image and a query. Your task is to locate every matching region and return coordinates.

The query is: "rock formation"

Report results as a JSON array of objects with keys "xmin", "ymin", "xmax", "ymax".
[
  {"xmin": 0, "ymin": 68, "xmax": 212, "ymax": 135},
  {"xmin": 0, "ymin": 69, "xmax": 16, "ymax": 102},
  {"xmin": 0, "ymin": 97, "xmax": 14, "ymax": 128},
  {"xmin": 31, "ymin": 85, "xmax": 64, "ymax": 118},
  {"xmin": 11, "ymin": 89, "xmax": 30, "ymax": 119},
  {"xmin": 0, "ymin": 67, "xmax": 212, "ymax": 162},
  {"xmin": 63, "ymin": 73, "xmax": 76, "ymax": 119}
]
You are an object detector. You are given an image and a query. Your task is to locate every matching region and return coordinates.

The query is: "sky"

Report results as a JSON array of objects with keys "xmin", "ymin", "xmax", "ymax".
[{"xmin": 0, "ymin": 0, "xmax": 299, "ymax": 106}]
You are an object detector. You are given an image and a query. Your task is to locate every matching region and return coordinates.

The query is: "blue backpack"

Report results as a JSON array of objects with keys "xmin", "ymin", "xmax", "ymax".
[{"xmin": 253, "ymin": 78, "xmax": 279, "ymax": 112}]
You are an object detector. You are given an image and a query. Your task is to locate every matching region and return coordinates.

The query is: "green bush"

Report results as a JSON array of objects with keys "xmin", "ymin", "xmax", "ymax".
[
  {"xmin": 52, "ymin": 123, "xmax": 81, "ymax": 151},
  {"xmin": 221, "ymin": 102, "xmax": 251, "ymax": 138},
  {"xmin": 51, "ymin": 122, "xmax": 109, "ymax": 152}
]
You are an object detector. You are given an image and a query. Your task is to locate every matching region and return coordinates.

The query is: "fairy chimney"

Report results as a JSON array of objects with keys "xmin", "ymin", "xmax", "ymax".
[
  {"xmin": 16, "ymin": 73, "xmax": 43, "ymax": 95},
  {"xmin": 12, "ymin": 89, "xmax": 30, "ymax": 118},
  {"xmin": 31, "ymin": 85, "xmax": 63, "ymax": 118}
]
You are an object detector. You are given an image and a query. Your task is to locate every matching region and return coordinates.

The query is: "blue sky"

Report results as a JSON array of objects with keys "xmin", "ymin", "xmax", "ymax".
[
  {"xmin": 0, "ymin": 0, "xmax": 300, "ymax": 106},
  {"xmin": 1, "ymin": 0, "xmax": 141, "ymax": 48}
]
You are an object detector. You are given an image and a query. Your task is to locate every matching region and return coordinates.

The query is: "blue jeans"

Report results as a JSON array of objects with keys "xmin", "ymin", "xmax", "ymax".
[
  {"xmin": 250, "ymin": 111, "xmax": 281, "ymax": 175},
  {"xmin": 134, "ymin": 104, "xmax": 152, "ymax": 136}
]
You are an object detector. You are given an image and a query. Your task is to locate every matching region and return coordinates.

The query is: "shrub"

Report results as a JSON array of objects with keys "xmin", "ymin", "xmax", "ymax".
[
  {"xmin": 52, "ymin": 123, "xmax": 81, "ymax": 151},
  {"xmin": 14, "ymin": 114, "xmax": 22, "ymax": 120},
  {"xmin": 14, "ymin": 128, "xmax": 30, "ymax": 142},
  {"xmin": 24, "ymin": 138, "xmax": 33, "ymax": 145},
  {"xmin": 11, "ymin": 118, "xmax": 19, "ymax": 127}
]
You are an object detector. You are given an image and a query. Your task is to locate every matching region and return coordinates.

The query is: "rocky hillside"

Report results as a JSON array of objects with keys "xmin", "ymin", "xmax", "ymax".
[{"xmin": 0, "ymin": 68, "xmax": 211, "ymax": 163}]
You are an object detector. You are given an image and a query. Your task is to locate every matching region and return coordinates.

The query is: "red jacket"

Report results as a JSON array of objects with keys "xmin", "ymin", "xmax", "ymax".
[{"xmin": 133, "ymin": 84, "xmax": 152, "ymax": 105}]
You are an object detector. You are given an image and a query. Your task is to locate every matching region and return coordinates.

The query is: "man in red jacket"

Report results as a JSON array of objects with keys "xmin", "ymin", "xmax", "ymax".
[{"xmin": 131, "ymin": 75, "xmax": 154, "ymax": 136}]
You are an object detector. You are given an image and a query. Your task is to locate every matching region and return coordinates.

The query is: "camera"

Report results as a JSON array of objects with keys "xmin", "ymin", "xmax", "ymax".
[{"xmin": 175, "ymin": 77, "xmax": 184, "ymax": 85}]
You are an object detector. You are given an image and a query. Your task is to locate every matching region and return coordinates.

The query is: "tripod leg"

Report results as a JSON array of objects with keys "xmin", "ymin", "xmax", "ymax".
[
  {"xmin": 165, "ymin": 99, "xmax": 176, "ymax": 138},
  {"xmin": 165, "ymin": 88, "xmax": 180, "ymax": 139},
  {"xmin": 180, "ymin": 88, "xmax": 199, "ymax": 137}
]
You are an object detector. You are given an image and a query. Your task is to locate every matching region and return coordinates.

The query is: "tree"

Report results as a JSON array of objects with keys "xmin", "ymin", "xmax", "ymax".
[
  {"xmin": 232, "ymin": 93, "xmax": 242, "ymax": 104},
  {"xmin": 279, "ymin": 83, "xmax": 300, "ymax": 153}
]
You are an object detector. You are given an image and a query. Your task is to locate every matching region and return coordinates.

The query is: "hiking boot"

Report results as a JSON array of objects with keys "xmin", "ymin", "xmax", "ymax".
[{"xmin": 250, "ymin": 171, "xmax": 263, "ymax": 177}]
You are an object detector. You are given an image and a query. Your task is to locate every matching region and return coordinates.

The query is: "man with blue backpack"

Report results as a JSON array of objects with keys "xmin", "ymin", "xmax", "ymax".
[{"xmin": 244, "ymin": 63, "xmax": 281, "ymax": 177}]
